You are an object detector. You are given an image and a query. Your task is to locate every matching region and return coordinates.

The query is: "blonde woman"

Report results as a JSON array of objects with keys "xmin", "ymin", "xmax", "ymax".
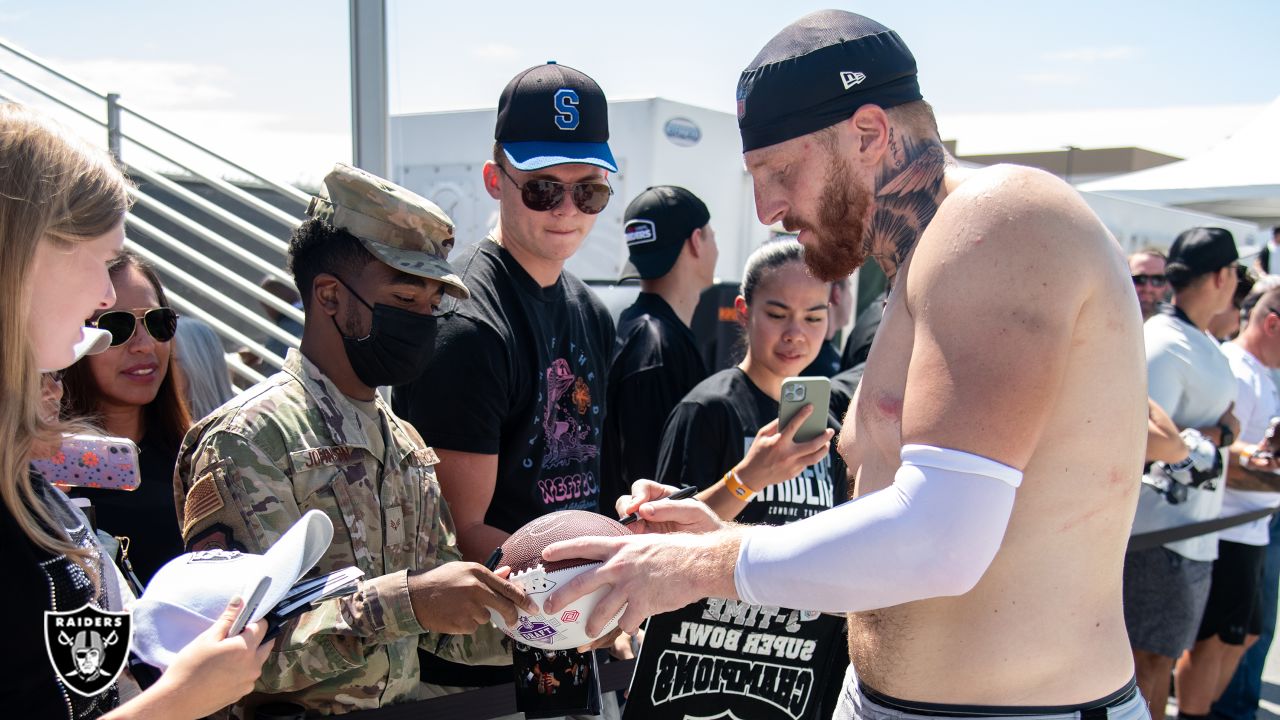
[{"xmin": 0, "ymin": 104, "xmax": 270, "ymax": 719}]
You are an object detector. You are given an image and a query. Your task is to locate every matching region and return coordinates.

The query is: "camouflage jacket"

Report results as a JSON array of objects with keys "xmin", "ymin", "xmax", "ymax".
[{"xmin": 173, "ymin": 349, "xmax": 510, "ymax": 716}]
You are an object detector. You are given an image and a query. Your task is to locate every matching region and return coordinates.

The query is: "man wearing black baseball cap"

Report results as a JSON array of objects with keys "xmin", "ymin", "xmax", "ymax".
[
  {"xmin": 1128, "ymin": 226, "xmax": 1240, "ymax": 717},
  {"xmin": 541, "ymin": 9, "xmax": 1156, "ymax": 720},
  {"xmin": 493, "ymin": 62, "xmax": 617, "ymax": 174},
  {"xmin": 603, "ymin": 186, "xmax": 717, "ymax": 500},
  {"xmin": 393, "ymin": 62, "xmax": 618, "ymax": 713}
]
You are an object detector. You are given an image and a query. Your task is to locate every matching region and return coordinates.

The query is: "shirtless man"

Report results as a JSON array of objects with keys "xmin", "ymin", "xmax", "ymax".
[{"xmin": 542, "ymin": 10, "xmax": 1150, "ymax": 718}]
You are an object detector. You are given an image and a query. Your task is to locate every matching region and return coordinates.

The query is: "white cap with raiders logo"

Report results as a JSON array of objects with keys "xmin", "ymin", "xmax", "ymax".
[{"xmin": 131, "ymin": 509, "xmax": 334, "ymax": 669}]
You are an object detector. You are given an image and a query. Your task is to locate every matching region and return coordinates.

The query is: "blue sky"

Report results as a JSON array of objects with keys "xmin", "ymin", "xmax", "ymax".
[{"xmin": 0, "ymin": 0, "xmax": 1275, "ymax": 179}]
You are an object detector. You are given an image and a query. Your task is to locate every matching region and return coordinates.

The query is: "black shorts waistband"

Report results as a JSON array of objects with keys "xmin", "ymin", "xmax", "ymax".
[{"xmin": 860, "ymin": 677, "xmax": 1138, "ymax": 718}]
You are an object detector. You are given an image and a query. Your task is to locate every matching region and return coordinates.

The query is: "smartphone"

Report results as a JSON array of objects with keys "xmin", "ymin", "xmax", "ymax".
[
  {"xmin": 31, "ymin": 433, "xmax": 140, "ymax": 491},
  {"xmin": 779, "ymin": 376, "xmax": 831, "ymax": 443},
  {"xmin": 229, "ymin": 576, "xmax": 272, "ymax": 637}
]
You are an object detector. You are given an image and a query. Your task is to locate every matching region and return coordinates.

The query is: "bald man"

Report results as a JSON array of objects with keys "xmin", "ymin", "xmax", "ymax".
[{"xmin": 1130, "ymin": 249, "xmax": 1169, "ymax": 320}]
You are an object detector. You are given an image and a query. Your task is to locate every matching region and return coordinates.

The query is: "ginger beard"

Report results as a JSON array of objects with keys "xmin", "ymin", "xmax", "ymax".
[{"xmin": 787, "ymin": 152, "xmax": 872, "ymax": 282}]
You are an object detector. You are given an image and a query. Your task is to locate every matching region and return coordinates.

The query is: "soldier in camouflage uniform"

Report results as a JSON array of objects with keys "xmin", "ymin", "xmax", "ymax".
[{"xmin": 173, "ymin": 163, "xmax": 534, "ymax": 717}]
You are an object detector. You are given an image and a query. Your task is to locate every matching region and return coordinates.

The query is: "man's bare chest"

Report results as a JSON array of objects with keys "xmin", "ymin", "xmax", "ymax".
[{"xmin": 853, "ymin": 298, "xmax": 913, "ymax": 494}]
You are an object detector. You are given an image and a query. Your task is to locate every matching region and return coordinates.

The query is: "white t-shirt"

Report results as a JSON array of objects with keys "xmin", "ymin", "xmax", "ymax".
[
  {"xmin": 1218, "ymin": 342, "xmax": 1280, "ymax": 545},
  {"xmin": 1132, "ymin": 311, "xmax": 1237, "ymax": 561}
]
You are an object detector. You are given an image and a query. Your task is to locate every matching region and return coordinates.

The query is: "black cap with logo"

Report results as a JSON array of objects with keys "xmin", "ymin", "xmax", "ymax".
[
  {"xmin": 1166, "ymin": 227, "xmax": 1239, "ymax": 285},
  {"xmin": 619, "ymin": 186, "xmax": 710, "ymax": 281},
  {"xmin": 495, "ymin": 61, "xmax": 618, "ymax": 172},
  {"xmin": 737, "ymin": 10, "xmax": 922, "ymax": 153}
]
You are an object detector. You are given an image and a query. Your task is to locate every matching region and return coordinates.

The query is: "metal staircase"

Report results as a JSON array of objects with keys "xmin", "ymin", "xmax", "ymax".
[{"xmin": 0, "ymin": 38, "xmax": 307, "ymax": 387}]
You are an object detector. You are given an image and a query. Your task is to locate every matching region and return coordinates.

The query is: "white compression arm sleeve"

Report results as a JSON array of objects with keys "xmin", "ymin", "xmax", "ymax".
[{"xmin": 734, "ymin": 444, "xmax": 1022, "ymax": 613}]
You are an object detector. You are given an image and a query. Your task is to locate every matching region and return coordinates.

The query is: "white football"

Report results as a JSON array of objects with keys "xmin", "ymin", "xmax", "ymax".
[
  {"xmin": 487, "ymin": 510, "xmax": 632, "ymax": 650},
  {"xmin": 488, "ymin": 562, "xmax": 625, "ymax": 650}
]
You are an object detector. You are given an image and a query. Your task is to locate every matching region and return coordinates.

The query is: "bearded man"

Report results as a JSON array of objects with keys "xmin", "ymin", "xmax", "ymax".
[{"xmin": 541, "ymin": 10, "xmax": 1150, "ymax": 720}]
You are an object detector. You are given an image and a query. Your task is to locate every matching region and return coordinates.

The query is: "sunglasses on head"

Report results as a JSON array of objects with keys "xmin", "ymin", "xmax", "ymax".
[
  {"xmin": 1131, "ymin": 274, "xmax": 1167, "ymax": 288},
  {"xmin": 87, "ymin": 308, "xmax": 179, "ymax": 347},
  {"xmin": 498, "ymin": 163, "xmax": 612, "ymax": 215}
]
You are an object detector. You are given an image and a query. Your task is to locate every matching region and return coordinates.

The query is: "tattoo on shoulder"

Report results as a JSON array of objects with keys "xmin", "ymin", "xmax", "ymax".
[{"xmin": 871, "ymin": 134, "xmax": 949, "ymax": 280}]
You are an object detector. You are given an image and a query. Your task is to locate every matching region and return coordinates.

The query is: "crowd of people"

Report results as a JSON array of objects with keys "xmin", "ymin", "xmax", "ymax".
[
  {"xmin": 1126, "ymin": 230, "xmax": 1280, "ymax": 720},
  {"xmin": 6, "ymin": 7, "xmax": 1280, "ymax": 720}
]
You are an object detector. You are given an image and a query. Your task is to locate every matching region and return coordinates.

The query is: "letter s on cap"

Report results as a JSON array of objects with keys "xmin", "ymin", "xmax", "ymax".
[{"xmin": 554, "ymin": 89, "xmax": 580, "ymax": 131}]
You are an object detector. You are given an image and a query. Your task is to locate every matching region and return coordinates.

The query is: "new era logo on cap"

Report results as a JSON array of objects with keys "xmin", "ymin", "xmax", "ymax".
[
  {"xmin": 625, "ymin": 220, "xmax": 657, "ymax": 246},
  {"xmin": 841, "ymin": 71, "xmax": 866, "ymax": 90}
]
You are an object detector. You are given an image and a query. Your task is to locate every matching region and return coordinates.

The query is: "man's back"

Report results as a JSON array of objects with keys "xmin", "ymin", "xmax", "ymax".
[
  {"xmin": 603, "ymin": 292, "xmax": 708, "ymax": 498},
  {"xmin": 846, "ymin": 165, "xmax": 1147, "ymax": 702}
]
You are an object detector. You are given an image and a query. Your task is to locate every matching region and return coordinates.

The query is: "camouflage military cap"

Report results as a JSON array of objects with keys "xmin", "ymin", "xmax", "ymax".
[{"xmin": 307, "ymin": 162, "xmax": 469, "ymax": 299}]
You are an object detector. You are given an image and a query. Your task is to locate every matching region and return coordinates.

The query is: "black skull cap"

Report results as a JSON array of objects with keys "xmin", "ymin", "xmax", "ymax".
[{"xmin": 737, "ymin": 10, "xmax": 923, "ymax": 153}]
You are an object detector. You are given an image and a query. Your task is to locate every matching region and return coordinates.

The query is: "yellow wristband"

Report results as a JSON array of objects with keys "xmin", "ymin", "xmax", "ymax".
[{"xmin": 723, "ymin": 468, "xmax": 755, "ymax": 500}]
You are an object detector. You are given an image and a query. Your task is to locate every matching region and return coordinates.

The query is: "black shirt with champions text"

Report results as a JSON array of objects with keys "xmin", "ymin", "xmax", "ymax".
[{"xmin": 630, "ymin": 367, "xmax": 850, "ymax": 720}]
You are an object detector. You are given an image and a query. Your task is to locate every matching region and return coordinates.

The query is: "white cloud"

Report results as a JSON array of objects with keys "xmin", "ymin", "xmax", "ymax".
[
  {"xmin": 938, "ymin": 102, "xmax": 1268, "ymax": 159},
  {"xmin": 49, "ymin": 57, "xmax": 234, "ymax": 110},
  {"xmin": 469, "ymin": 43, "xmax": 517, "ymax": 61},
  {"xmin": 1020, "ymin": 72, "xmax": 1084, "ymax": 86},
  {"xmin": 1041, "ymin": 46, "xmax": 1140, "ymax": 63},
  {"xmin": 3, "ymin": 58, "xmax": 345, "ymax": 182},
  {"xmin": 116, "ymin": 108, "xmax": 348, "ymax": 184}
]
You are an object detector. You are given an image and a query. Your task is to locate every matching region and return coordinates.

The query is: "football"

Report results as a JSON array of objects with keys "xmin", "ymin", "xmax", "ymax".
[{"xmin": 489, "ymin": 510, "xmax": 632, "ymax": 650}]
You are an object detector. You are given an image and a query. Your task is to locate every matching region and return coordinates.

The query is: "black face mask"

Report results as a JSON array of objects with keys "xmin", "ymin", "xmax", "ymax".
[{"xmin": 331, "ymin": 276, "xmax": 437, "ymax": 388}]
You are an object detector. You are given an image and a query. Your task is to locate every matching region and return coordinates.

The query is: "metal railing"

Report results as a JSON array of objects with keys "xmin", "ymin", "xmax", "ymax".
[
  {"xmin": 0, "ymin": 37, "xmax": 309, "ymax": 207},
  {"xmin": 0, "ymin": 36, "xmax": 305, "ymax": 380}
]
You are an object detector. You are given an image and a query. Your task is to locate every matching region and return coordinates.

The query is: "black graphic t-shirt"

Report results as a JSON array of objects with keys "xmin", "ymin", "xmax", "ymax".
[
  {"xmin": 602, "ymin": 293, "xmax": 708, "ymax": 503},
  {"xmin": 395, "ymin": 237, "xmax": 615, "ymax": 533},
  {"xmin": 628, "ymin": 368, "xmax": 849, "ymax": 720}
]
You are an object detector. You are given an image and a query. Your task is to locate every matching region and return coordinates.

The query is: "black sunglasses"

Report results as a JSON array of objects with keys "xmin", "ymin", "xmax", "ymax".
[
  {"xmin": 498, "ymin": 163, "xmax": 612, "ymax": 215},
  {"xmin": 88, "ymin": 308, "xmax": 179, "ymax": 347},
  {"xmin": 1131, "ymin": 274, "xmax": 1168, "ymax": 288}
]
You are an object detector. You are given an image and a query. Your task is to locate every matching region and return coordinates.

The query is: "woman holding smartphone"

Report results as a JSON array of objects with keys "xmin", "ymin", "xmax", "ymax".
[
  {"xmin": 0, "ymin": 104, "xmax": 270, "ymax": 719},
  {"xmin": 630, "ymin": 240, "xmax": 851, "ymax": 720},
  {"xmin": 655, "ymin": 240, "xmax": 847, "ymax": 523}
]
